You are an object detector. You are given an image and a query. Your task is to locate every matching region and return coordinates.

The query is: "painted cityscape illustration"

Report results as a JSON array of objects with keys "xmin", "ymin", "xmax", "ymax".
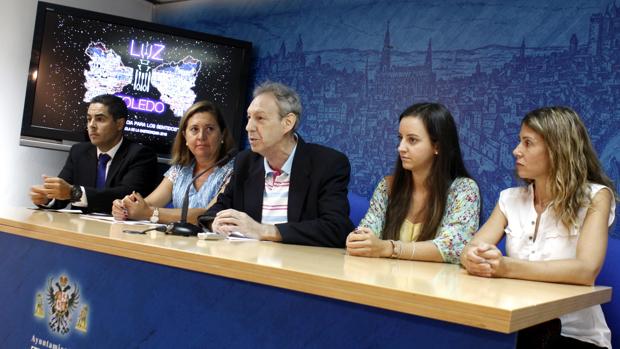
[{"xmin": 157, "ymin": 1, "xmax": 620, "ymax": 235}]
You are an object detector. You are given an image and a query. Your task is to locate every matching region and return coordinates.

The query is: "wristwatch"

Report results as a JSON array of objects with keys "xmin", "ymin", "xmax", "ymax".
[
  {"xmin": 70, "ymin": 185, "xmax": 83, "ymax": 203},
  {"xmin": 150, "ymin": 208, "xmax": 160, "ymax": 223}
]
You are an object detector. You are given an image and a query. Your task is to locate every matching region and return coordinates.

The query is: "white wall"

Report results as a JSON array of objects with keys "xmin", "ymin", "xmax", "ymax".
[{"xmin": 0, "ymin": 0, "xmax": 152, "ymax": 208}]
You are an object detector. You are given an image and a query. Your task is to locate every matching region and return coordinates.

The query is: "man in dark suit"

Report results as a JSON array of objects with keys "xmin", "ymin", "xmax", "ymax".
[
  {"xmin": 206, "ymin": 82, "xmax": 354, "ymax": 247},
  {"xmin": 29, "ymin": 94, "xmax": 159, "ymax": 213}
]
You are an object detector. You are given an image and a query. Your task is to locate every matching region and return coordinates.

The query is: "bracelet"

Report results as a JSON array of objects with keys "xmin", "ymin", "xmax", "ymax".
[
  {"xmin": 409, "ymin": 242, "xmax": 416, "ymax": 260},
  {"xmin": 389, "ymin": 240, "xmax": 402, "ymax": 259},
  {"xmin": 388, "ymin": 240, "xmax": 395, "ymax": 258}
]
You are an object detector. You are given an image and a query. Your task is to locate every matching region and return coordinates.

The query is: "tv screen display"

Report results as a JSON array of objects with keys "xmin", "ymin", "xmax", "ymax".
[{"xmin": 22, "ymin": 2, "xmax": 251, "ymax": 157}]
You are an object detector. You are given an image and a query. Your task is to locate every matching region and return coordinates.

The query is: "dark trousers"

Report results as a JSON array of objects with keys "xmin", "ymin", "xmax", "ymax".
[{"xmin": 517, "ymin": 319, "xmax": 605, "ymax": 349}]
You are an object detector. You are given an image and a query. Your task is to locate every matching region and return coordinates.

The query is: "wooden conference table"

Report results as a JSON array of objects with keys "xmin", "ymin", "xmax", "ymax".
[{"xmin": 0, "ymin": 207, "xmax": 611, "ymax": 348}]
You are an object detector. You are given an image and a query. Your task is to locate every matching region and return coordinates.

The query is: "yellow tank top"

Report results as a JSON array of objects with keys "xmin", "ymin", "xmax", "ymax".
[{"xmin": 399, "ymin": 219, "xmax": 422, "ymax": 242}]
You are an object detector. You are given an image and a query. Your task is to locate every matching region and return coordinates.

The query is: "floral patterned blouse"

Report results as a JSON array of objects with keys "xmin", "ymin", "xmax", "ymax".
[
  {"xmin": 358, "ymin": 177, "xmax": 480, "ymax": 264},
  {"xmin": 164, "ymin": 158, "xmax": 234, "ymax": 209}
]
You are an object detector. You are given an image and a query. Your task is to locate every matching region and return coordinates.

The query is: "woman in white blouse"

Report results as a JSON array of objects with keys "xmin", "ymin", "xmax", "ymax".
[{"xmin": 461, "ymin": 106, "xmax": 617, "ymax": 349}]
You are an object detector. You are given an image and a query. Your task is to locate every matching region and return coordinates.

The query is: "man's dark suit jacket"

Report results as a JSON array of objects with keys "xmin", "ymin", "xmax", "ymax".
[
  {"xmin": 51, "ymin": 140, "xmax": 159, "ymax": 213},
  {"xmin": 206, "ymin": 137, "xmax": 354, "ymax": 247}
]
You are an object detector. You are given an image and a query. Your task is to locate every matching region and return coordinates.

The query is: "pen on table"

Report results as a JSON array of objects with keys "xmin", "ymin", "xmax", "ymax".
[{"xmin": 123, "ymin": 229, "xmax": 145, "ymax": 234}]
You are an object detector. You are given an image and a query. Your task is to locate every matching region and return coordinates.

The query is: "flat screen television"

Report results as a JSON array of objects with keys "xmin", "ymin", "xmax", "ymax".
[{"xmin": 21, "ymin": 1, "xmax": 252, "ymax": 158}]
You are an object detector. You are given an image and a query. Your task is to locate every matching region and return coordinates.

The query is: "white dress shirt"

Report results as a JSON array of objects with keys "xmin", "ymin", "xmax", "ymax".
[{"xmin": 73, "ymin": 138, "xmax": 123, "ymax": 207}]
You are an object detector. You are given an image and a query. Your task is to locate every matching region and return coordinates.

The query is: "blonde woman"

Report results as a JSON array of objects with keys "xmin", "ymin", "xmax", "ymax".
[
  {"xmin": 112, "ymin": 100, "xmax": 235, "ymax": 224},
  {"xmin": 461, "ymin": 106, "xmax": 617, "ymax": 348}
]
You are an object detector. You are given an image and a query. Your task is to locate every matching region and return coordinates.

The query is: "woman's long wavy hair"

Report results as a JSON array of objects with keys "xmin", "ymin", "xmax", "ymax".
[
  {"xmin": 382, "ymin": 103, "xmax": 472, "ymax": 241},
  {"xmin": 521, "ymin": 106, "xmax": 617, "ymax": 228},
  {"xmin": 170, "ymin": 100, "xmax": 235, "ymax": 166}
]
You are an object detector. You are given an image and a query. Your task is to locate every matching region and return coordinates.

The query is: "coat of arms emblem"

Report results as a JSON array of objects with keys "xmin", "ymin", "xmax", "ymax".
[{"xmin": 46, "ymin": 275, "xmax": 80, "ymax": 334}]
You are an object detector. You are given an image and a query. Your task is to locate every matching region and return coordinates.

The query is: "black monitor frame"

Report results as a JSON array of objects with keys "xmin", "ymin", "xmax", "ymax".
[{"xmin": 21, "ymin": 1, "xmax": 252, "ymax": 158}]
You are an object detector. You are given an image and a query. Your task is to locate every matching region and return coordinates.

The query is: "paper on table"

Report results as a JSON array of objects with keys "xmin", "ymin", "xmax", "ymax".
[
  {"xmin": 29, "ymin": 207, "xmax": 83, "ymax": 214},
  {"xmin": 226, "ymin": 231, "xmax": 257, "ymax": 241},
  {"xmin": 79, "ymin": 214, "xmax": 115, "ymax": 223},
  {"xmin": 197, "ymin": 232, "xmax": 225, "ymax": 240},
  {"xmin": 120, "ymin": 220, "xmax": 155, "ymax": 226},
  {"xmin": 79, "ymin": 214, "xmax": 152, "ymax": 225},
  {"xmin": 56, "ymin": 209, "xmax": 84, "ymax": 213}
]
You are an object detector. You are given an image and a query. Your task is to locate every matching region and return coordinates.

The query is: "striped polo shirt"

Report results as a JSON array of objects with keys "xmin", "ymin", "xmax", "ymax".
[{"xmin": 261, "ymin": 143, "xmax": 297, "ymax": 225}]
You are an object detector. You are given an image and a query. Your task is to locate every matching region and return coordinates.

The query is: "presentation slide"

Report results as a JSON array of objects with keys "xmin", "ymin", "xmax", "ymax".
[{"xmin": 30, "ymin": 10, "xmax": 247, "ymax": 155}]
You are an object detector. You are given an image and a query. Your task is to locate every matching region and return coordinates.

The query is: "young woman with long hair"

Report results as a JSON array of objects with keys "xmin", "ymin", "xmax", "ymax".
[{"xmin": 346, "ymin": 103, "xmax": 480, "ymax": 263}]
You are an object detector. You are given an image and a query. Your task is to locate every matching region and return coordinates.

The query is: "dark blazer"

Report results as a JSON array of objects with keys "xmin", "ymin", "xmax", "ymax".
[
  {"xmin": 51, "ymin": 139, "xmax": 159, "ymax": 213},
  {"xmin": 206, "ymin": 137, "xmax": 354, "ymax": 247}
]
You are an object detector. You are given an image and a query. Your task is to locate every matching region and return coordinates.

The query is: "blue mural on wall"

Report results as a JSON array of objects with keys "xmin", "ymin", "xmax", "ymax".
[{"xmin": 155, "ymin": 0, "xmax": 620, "ymax": 235}]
